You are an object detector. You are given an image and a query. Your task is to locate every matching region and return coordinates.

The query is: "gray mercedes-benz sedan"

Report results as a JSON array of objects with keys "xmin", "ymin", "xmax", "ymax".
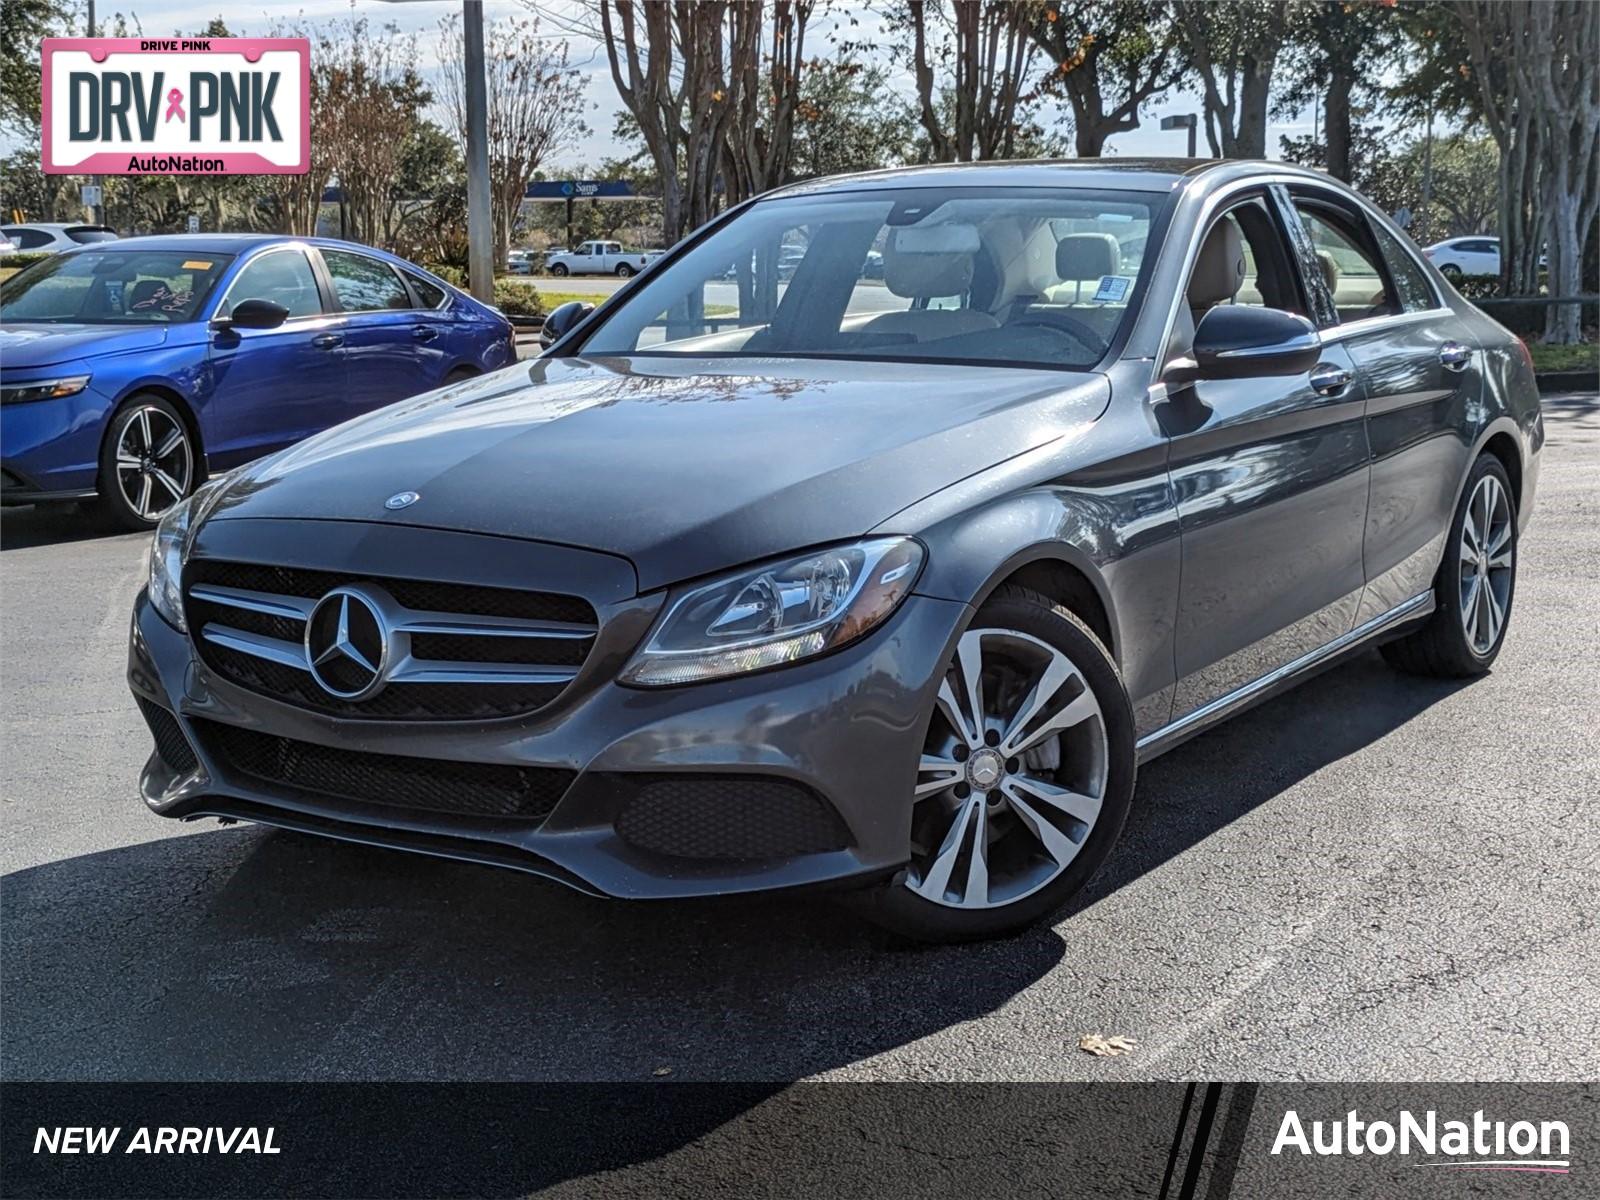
[{"xmin": 128, "ymin": 160, "xmax": 1542, "ymax": 941}]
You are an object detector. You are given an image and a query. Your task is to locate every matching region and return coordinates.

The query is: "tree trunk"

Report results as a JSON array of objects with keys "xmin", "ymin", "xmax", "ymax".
[{"xmin": 1324, "ymin": 66, "xmax": 1353, "ymax": 182}]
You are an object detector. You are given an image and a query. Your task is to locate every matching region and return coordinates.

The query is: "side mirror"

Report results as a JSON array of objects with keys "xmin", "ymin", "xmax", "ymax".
[
  {"xmin": 1166, "ymin": 306, "xmax": 1321, "ymax": 386},
  {"xmin": 539, "ymin": 300, "xmax": 594, "ymax": 350},
  {"xmin": 215, "ymin": 298, "xmax": 290, "ymax": 331}
]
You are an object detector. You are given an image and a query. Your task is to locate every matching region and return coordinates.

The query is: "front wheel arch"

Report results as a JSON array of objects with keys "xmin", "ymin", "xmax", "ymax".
[{"xmin": 101, "ymin": 385, "xmax": 206, "ymax": 485}]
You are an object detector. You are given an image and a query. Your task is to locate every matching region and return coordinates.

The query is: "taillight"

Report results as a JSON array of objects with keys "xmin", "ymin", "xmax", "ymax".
[{"xmin": 1516, "ymin": 338, "xmax": 1535, "ymax": 373}]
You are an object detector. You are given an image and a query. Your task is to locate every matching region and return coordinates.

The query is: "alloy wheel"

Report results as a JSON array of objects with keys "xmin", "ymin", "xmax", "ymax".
[
  {"xmin": 1458, "ymin": 472, "xmax": 1513, "ymax": 654},
  {"xmin": 907, "ymin": 628, "xmax": 1109, "ymax": 910},
  {"xmin": 115, "ymin": 405, "xmax": 192, "ymax": 521}
]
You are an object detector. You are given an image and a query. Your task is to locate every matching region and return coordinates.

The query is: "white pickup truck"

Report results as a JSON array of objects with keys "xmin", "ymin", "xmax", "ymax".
[{"xmin": 544, "ymin": 241, "xmax": 658, "ymax": 278}]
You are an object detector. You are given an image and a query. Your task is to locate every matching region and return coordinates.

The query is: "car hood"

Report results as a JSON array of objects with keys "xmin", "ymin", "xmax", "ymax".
[
  {"xmin": 209, "ymin": 355, "xmax": 1108, "ymax": 591},
  {"xmin": 0, "ymin": 323, "xmax": 174, "ymax": 370}
]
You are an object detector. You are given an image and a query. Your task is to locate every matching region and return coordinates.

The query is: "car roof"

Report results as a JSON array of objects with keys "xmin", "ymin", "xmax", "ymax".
[
  {"xmin": 2, "ymin": 221, "xmax": 112, "ymax": 231},
  {"xmin": 763, "ymin": 158, "xmax": 1361, "ymax": 203},
  {"xmin": 58, "ymin": 233, "xmax": 418, "ymax": 260}
]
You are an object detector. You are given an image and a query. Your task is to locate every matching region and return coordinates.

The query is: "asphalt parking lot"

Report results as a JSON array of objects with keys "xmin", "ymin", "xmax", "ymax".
[{"xmin": 2, "ymin": 396, "xmax": 1596, "ymax": 1085}]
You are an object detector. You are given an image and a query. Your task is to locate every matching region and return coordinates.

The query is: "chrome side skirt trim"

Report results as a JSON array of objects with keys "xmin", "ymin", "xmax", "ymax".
[{"xmin": 1136, "ymin": 590, "xmax": 1435, "ymax": 763}]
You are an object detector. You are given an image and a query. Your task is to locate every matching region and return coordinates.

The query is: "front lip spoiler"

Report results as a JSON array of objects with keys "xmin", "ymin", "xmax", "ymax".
[{"xmin": 175, "ymin": 794, "xmax": 610, "ymax": 898}]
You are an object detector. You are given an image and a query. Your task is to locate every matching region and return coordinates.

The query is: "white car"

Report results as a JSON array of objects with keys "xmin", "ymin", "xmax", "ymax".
[
  {"xmin": 544, "ymin": 240, "xmax": 658, "ymax": 278},
  {"xmin": 0, "ymin": 222, "xmax": 119, "ymax": 253},
  {"xmin": 1423, "ymin": 236, "xmax": 1499, "ymax": 279}
]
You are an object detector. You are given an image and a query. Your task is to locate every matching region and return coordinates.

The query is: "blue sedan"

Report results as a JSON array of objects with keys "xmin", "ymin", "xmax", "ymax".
[{"xmin": 0, "ymin": 235, "xmax": 515, "ymax": 528}]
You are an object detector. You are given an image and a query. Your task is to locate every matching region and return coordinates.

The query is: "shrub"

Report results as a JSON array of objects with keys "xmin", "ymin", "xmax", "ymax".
[
  {"xmin": 492, "ymin": 279, "xmax": 543, "ymax": 316},
  {"xmin": 1, "ymin": 252, "xmax": 50, "ymax": 270}
]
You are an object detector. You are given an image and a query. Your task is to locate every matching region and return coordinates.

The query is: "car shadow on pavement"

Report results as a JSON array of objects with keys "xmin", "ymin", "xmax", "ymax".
[
  {"xmin": 0, "ymin": 504, "xmax": 130, "ymax": 551},
  {"xmin": 1, "ymin": 653, "xmax": 1469, "ymax": 1090}
]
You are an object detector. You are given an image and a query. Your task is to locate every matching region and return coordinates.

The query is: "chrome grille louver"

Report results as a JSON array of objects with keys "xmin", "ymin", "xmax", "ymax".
[{"xmin": 184, "ymin": 562, "xmax": 598, "ymax": 721}]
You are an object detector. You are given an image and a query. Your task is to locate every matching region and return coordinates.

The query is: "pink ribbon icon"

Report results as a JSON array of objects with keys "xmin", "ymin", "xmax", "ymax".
[{"xmin": 164, "ymin": 88, "xmax": 185, "ymax": 123}]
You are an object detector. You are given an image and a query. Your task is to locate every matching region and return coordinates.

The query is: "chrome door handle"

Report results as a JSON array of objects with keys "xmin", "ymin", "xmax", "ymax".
[
  {"xmin": 311, "ymin": 333, "xmax": 343, "ymax": 350},
  {"xmin": 412, "ymin": 326, "xmax": 438, "ymax": 341},
  {"xmin": 1309, "ymin": 363, "xmax": 1353, "ymax": 396},
  {"xmin": 1439, "ymin": 341, "xmax": 1472, "ymax": 372}
]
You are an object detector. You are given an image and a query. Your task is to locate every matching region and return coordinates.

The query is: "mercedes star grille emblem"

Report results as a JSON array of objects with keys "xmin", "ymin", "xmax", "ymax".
[
  {"xmin": 385, "ymin": 491, "xmax": 421, "ymax": 510},
  {"xmin": 304, "ymin": 587, "xmax": 391, "ymax": 700}
]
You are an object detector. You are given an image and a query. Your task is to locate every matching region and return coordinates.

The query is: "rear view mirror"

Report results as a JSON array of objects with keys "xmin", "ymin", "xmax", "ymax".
[
  {"xmin": 539, "ymin": 300, "xmax": 594, "ymax": 350},
  {"xmin": 217, "ymin": 298, "xmax": 290, "ymax": 330},
  {"xmin": 1167, "ymin": 306, "xmax": 1321, "ymax": 386}
]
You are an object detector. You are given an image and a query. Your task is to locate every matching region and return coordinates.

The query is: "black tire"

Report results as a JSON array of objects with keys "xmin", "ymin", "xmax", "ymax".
[
  {"xmin": 1381, "ymin": 453, "xmax": 1517, "ymax": 678},
  {"xmin": 549, "ymin": 263, "xmax": 569, "ymax": 277},
  {"xmin": 444, "ymin": 366, "xmax": 479, "ymax": 385},
  {"xmin": 862, "ymin": 585, "xmax": 1137, "ymax": 943},
  {"xmin": 615, "ymin": 263, "xmax": 634, "ymax": 278},
  {"xmin": 1440, "ymin": 263, "xmax": 1463, "ymax": 280},
  {"xmin": 97, "ymin": 393, "xmax": 198, "ymax": 532}
]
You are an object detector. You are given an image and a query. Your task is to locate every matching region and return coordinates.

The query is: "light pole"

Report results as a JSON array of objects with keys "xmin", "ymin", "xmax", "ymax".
[
  {"xmin": 1160, "ymin": 113, "xmax": 1198, "ymax": 158},
  {"xmin": 87, "ymin": 0, "xmax": 104, "ymax": 225},
  {"xmin": 463, "ymin": 1, "xmax": 494, "ymax": 303}
]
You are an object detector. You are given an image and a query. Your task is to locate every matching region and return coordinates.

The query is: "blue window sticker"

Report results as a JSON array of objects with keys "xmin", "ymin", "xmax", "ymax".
[{"xmin": 1093, "ymin": 275, "xmax": 1132, "ymax": 303}]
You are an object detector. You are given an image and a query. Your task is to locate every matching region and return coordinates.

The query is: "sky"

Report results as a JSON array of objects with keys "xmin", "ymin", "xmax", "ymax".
[{"xmin": 33, "ymin": 0, "xmax": 1340, "ymax": 172}]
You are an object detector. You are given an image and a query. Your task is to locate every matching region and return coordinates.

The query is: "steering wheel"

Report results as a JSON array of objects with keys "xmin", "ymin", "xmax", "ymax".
[{"xmin": 1008, "ymin": 312, "xmax": 1110, "ymax": 359}]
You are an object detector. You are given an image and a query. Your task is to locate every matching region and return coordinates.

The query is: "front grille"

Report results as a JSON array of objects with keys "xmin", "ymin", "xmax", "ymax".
[
  {"xmin": 195, "ymin": 719, "xmax": 575, "ymax": 820},
  {"xmin": 136, "ymin": 697, "xmax": 198, "ymax": 772},
  {"xmin": 184, "ymin": 559, "xmax": 598, "ymax": 721},
  {"xmin": 616, "ymin": 776, "xmax": 850, "ymax": 861}
]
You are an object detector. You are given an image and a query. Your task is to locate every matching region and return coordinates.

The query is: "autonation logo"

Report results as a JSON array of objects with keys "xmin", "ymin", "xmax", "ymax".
[{"xmin": 1272, "ymin": 1108, "xmax": 1571, "ymax": 1174}]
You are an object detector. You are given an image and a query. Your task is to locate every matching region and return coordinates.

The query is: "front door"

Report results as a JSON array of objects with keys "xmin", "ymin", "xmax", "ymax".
[
  {"xmin": 1160, "ymin": 194, "xmax": 1372, "ymax": 718},
  {"xmin": 206, "ymin": 246, "xmax": 348, "ymax": 465}
]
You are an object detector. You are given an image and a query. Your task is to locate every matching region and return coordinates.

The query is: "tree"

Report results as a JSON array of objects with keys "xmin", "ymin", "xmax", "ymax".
[
  {"xmin": 1276, "ymin": 0, "xmax": 1402, "ymax": 182},
  {"xmin": 1440, "ymin": 1, "xmax": 1598, "ymax": 338},
  {"xmin": 904, "ymin": 0, "xmax": 1039, "ymax": 161},
  {"xmin": 0, "ymin": 0, "xmax": 67, "ymax": 135},
  {"xmin": 439, "ymin": 11, "xmax": 588, "ymax": 268},
  {"xmin": 598, "ymin": 0, "xmax": 756, "ymax": 245},
  {"xmin": 790, "ymin": 60, "xmax": 918, "ymax": 179},
  {"xmin": 722, "ymin": 0, "xmax": 815, "ymax": 205},
  {"xmin": 1173, "ymin": 0, "xmax": 1294, "ymax": 158},
  {"xmin": 1028, "ymin": 1, "xmax": 1184, "ymax": 158}
]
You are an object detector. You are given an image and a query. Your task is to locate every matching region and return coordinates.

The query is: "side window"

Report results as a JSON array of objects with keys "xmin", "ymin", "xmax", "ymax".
[
  {"xmin": 224, "ymin": 250, "xmax": 322, "ymax": 319},
  {"xmin": 1189, "ymin": 199, "xmax": 1305, "ymax": 318},
  {"xmin": 1371, "ymin": 225, "xmax": 1437, "ymax": 313},
  {"xmin": 322, "ymin": 250, "xmax": 411, "ymax": 313},
  {"xmin": 1292, "ymin": 202, "xmax": 1397, "ymax": 323},
  {"xmin": 403, "ymin": 270, "xmax": 447, "ymax": 310},
  {"xmin": 7, "ymin": 228, "xmax": 53, "ymax": 249}
]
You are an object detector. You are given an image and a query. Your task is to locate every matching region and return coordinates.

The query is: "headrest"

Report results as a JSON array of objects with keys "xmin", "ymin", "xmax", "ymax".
[
  {"xmin": 1189, "ymin": 218, "xmax": 1246, "ymax": 309},
  {"xmin": 1316, "ymin": 251, "xmax": 1340, "ymax": 295},
  {"xmin": 883, "ymin": 225, "xmax": 980, "ymax": 299},
  {"xmin": 1056, "ymin": 233, "xmax": 1121, "ymax": 281}
]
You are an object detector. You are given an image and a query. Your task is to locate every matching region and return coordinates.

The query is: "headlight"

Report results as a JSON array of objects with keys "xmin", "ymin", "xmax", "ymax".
[
  {"xmin": 146, "ymin": 477, "xmax": 230, "ymax": 631},
  {"xmin": 620, "ymin": 537, "xmax": 924, "ymax": 687},
  {"xmin": 1, "ymin": 375, "xmax": 91, "ymax": 405}
]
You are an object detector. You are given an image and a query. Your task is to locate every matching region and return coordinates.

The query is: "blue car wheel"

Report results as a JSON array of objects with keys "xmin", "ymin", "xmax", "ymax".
[{"xmin": 98, "ymin": 393, "xmax": 196, "ymax": 530}]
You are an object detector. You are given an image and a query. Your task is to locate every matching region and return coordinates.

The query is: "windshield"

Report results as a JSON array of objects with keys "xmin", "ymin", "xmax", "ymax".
[
  {"xmin": 579, "ymin": 186, "xmax": 1165, "ymax": 370},
  {"xmin": 0, "ymin": 249, "xmax": 233, "ymax": 324}
]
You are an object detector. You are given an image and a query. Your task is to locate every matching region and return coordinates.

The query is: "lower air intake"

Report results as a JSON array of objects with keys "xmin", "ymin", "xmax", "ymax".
[
  {"xmin": 195, "ymin": 720, "xmax": 574, "ymax": 821},
  {"xmin": 136, "ymin": 697, "xmax": 198, "ymax": 773},
  {"xmin": 616, "ymin": 776, "xmax": 850, "ymax": 861}
]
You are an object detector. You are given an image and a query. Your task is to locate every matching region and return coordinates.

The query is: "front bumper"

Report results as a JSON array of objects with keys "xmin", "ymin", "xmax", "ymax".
[
  {"xmin": 129, "ymin": 576, "xmax": 969, "ymax": 900},
  {"xmin": 0, "ymin": 380, "xmax": 114, "ymax": 500}
]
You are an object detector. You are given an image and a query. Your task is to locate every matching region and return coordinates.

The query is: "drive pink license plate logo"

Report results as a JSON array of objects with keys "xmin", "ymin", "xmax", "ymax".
[{"xmin": 42, "ymin": 37, "xmax": 309, "ymax": 175}]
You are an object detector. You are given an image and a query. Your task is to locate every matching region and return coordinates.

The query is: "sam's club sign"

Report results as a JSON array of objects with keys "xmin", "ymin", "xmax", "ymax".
[{"xmin": 42, "ymin": 37, "xmax": 308, "ymax": 175}]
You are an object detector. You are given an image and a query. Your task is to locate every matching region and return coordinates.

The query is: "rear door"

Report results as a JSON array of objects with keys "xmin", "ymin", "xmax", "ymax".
[
  {"xmin": 206, "ymin": 246, "xmax": 348, "ymax": 464},
  {"xmin": 1161, "ymin": 191, "xmax": 1371, "ymax": 718},
  {"xmin": 1281, "ymin": 185, "xmax": 1480, "ymax": 624},
  {"xmin": 317, "ymin": 248, "xmax": 433, "ymax": 418}
]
